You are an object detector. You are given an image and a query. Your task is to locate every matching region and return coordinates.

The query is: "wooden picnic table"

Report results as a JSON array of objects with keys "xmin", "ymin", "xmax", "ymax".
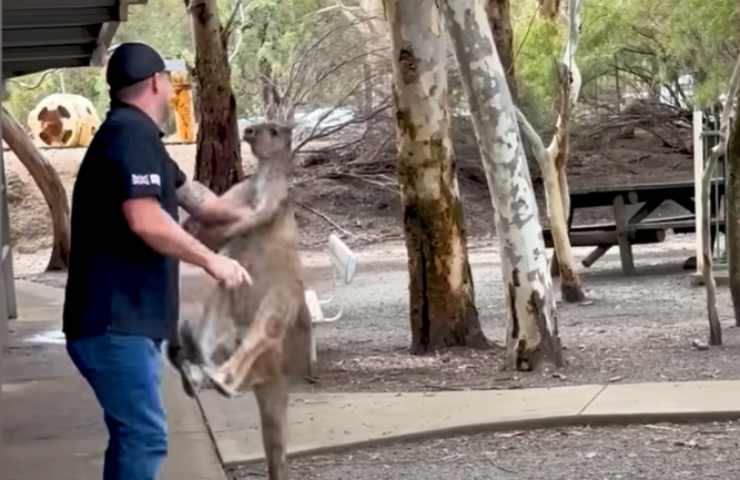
[{"xmin": 551, "ymin": 179, "xmax": 725, "ymax": 274}]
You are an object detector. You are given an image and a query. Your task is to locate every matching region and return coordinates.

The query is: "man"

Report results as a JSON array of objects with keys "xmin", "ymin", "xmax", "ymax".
[{"xmin": 62, "ymin": 42, "xmax": 249, "ymax": 480}]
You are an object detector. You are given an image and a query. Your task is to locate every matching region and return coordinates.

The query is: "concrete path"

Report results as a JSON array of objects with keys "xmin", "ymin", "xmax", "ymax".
[
  {"xmin": 2, "ymin": 280, "xmax": 226, "ymax": 480},
  {"xmin": 200, "ymin": 380, "xmax": 740, "ymax": 466}
]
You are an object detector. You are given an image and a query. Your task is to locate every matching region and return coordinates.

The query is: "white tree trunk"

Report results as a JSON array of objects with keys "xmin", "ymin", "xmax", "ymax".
[
  {"xmin": 437, "ymin": 0, "xmax": 563, "ymax": 370},
  {"xmin": 384, "ymin": 0, "xmax": 489, "ymax": 352},
  {"xmin": 518, "ymin": 108, "xmax": 584, "ymax": 303},
  {"xmin": 550, "ymin": 0, "xmax": 582, "ymax": 223},
  {"xmin": 527, "ymin": 0, "xmax": 585, "ymax": 302}
]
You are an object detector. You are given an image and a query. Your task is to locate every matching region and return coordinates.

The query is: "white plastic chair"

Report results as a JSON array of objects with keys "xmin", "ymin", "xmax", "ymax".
[{"xmin": 305, "ymin": 233, "xmax": 358, "ymax": 364}]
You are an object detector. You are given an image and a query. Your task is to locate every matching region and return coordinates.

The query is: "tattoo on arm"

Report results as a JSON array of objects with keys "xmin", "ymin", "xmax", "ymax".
[{"xmin": 176, "ymin": 180, "xmax": 215, "ymax": 216}]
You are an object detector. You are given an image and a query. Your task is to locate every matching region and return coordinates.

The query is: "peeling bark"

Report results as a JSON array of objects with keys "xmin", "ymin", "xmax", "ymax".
[
  {"xmin": 549, "ymin": 0, "xmax": 584, "ymax": 301},
  {"xmin": 553, "ymin": 0, "xmax": 582, "ymax": 220},
  {"xmin": 518, "ymin": 106, "xmax": 584, "ymax": 303},
  {"xmin": 385, "ymin": 0, "xmax": 489, "ymax": 353},
  {"xmin": 437, "ymin": 0, "xmax": 563, "ymax": 370},
  {"xmin": 186, "ymin": 0, "xmax": 244, "ymax": 194},
  {"xmin": 2, "ymin": 108, "xmax": 70, "ymax": 271}
]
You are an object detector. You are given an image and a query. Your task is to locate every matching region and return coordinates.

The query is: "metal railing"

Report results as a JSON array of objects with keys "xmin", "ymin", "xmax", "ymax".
[{"xmin": 700, "ymin": 107, "xmax": 728, "ymax": 267}]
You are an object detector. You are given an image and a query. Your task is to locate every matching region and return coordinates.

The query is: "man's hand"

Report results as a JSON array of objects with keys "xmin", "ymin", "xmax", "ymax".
[
  {"xmin": 205, "ymin": 254, "xmax": 252, "ymax": 289},
  {"xmin": 123, "ymin": 197, "xmax": 252, "ymax": 288},
  {"xmin": 196, "ymin": 188, "xmax": 287, "ymax": 242}
]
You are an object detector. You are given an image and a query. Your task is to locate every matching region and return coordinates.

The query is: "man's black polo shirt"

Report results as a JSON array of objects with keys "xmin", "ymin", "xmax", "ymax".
[{"xmin": 63, "ymin": 101, "xmax": 187, "ymax": 341}]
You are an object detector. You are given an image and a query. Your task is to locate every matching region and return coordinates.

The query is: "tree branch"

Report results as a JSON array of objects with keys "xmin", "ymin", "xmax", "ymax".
[
  {"xmin": 8, "ymin": 69, "xmax": 60, "ymax": 90},
  {"xmin": 223, "ymin": 0, "xmax": 244, "ymax": 41},
  {"xmin": 296, "ymin": 201, "xmax": 355, "ymax": 238},
  {"xmin": 515, "ymin": 107, "xmax": 549, "ymax": 170}
]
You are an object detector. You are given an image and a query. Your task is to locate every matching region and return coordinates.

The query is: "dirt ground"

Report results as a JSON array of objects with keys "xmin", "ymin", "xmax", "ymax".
[
  {"xmin": 229, "ymin": 421, "xmax": 740, "ymax": 479},
  {"xmin": 292, "ymin": 234, "xmax": 740, "ymax": 394}
]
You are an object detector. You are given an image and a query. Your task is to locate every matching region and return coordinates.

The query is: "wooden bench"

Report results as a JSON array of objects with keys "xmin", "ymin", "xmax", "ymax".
[
  {"xmin": 543, "ymin": 213, "xmax": 727, "ymax": 271},
  {"xmin": 542, "ymin": 224, "xmax": 667, "ymax": 267},
  {"xmin": 544, "ymin": 180, "xmax": 726, "ymax": 274},
  {"xmin": 636, "ymin": 214, "xmax": 726, "ymax": 235}
]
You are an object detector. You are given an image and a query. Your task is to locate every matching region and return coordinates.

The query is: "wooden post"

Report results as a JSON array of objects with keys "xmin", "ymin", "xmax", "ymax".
[
  {"xmin": 694, "ymin": 109, "xmax": 705, "ymax": 274},
  {"xmin": 613, "ymin": 194, "xmax": 635, "ymax": 274},
  {"xmin": 582, "ymin": 245, "xmax": 611, "ymax": 267}
]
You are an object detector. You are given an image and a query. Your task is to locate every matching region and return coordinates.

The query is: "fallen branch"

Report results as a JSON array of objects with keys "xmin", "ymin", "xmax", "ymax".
[
  {"xmin": 296, "ymin": 202, "xmax": 355, "ymax": 238},
  {"xmin": 347, "ymin": 133, "xmax": 393, "ymax": 167},
  {"xmin": 323, "ymin": 172, "xmax": 397, "ymax": 192}
]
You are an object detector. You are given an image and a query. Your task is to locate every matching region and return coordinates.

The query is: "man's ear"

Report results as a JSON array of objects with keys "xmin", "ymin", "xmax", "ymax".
[{"xmin": 152, "ymin": 72, "xmax": 168, "ymax": 94}]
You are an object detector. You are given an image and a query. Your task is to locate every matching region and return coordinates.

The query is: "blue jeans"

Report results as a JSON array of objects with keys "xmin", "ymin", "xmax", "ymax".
[{"xmin": 67, "ymin": 332, "xmax": 168, "ymax": 480}]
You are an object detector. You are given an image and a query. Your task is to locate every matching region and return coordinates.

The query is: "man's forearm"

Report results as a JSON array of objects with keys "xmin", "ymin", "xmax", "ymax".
[
  {"xmin": 177, "ymin": 180, "xmax": 244, "ymax": 223},
  {"xmin": 125, "ymin": 199, "xmax": 216, "ymax": 271},
  {"xmin": 141, "ymin": 215, "xmax": 216, "ymax": 269}
]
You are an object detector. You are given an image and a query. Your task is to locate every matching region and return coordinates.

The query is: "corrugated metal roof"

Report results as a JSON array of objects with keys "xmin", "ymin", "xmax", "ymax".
[{"xmin": 2, "ymin": 0, "xmax": 147, "ymax": 78}]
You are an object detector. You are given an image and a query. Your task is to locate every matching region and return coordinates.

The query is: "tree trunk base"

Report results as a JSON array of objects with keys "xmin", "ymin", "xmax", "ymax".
[
  {"xmin": 410, "ymin": 330, "xmax": 493, "ymax": 355},
  {"xmin": 465, "ymin": 330, "xmax": 493, "ymax": 350},
  {"xmin": 704, "ymin": 252, "xmax": 723, "ymax": 346}
]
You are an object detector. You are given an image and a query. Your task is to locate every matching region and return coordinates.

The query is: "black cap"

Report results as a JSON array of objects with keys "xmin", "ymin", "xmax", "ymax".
[{"xmin": 106, "ymin": 42, "xmax": 166, "ymax": 92}]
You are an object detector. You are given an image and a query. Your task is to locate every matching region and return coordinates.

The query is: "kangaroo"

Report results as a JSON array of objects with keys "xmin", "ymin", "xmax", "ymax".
[{"xmin": 169, "ymin": 122, "xmax": 313, "ymax": 480}]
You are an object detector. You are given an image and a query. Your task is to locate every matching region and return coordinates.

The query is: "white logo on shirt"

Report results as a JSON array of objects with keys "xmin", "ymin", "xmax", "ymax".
[{"xmin": 131, "ymin": 173, "xmax": 159, "ymax": 186}]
